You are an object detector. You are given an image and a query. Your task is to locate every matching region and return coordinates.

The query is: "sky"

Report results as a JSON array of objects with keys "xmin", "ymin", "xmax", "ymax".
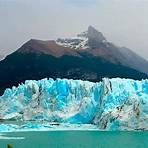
[{"xmin": 0, "ymin": 0, "xmax": 148, "ymax": 60}]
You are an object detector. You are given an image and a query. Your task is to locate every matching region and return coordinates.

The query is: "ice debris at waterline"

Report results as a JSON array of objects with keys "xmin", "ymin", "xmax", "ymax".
[
  {"xmin": 0, "ymin": 78, "xmax": 148, "ymax": 131},
  {"xmin": 0, "ymin": 123, "xmax": 98, "ymax": 132}
]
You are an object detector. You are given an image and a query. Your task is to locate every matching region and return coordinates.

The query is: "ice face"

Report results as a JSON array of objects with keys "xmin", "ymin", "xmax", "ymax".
[
  {"xmin": 0, "ymin": 78, "xmax": 100, "ymax": 123},
  {"xmin": 0, "ymin": 78, "xmax": 148, "ymax": 130}
]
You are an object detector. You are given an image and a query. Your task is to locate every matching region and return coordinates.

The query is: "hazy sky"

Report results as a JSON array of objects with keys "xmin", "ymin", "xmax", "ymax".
[{"xmin": 0, "ymin": 0, "xmax": 148, "ymax": 60}]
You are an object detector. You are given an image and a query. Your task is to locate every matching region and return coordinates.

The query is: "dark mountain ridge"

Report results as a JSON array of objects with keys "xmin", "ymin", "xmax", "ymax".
[{"xmin": 0, "ymin": 26, "xmax": 147, "ymax": 95}]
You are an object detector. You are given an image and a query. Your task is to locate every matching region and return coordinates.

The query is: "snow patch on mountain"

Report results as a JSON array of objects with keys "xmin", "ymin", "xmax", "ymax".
[
  {"xmin": 56, "ymin": 26, "xmax": 109, "ymax": 50},
  {"xmin": 56, "ymin": 34, "xmax": 89, "ymax": 50}
]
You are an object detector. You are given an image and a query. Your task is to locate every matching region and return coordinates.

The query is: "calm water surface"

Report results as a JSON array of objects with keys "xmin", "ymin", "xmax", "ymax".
[{"xmin": 0, "ymin": 131, "xmax": 147, "ymax": 148}]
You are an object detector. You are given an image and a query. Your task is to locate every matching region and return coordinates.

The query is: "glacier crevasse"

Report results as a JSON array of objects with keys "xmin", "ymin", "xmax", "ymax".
[{"xmin": 0, "ymin": 78, "xmax": 148, "ymax": 130}]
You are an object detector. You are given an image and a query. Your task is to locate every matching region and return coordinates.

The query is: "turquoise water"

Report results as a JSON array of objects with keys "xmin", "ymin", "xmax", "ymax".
[{"xmin": 0, "ymin": 131, "xmax": 148, "ymax": 148}]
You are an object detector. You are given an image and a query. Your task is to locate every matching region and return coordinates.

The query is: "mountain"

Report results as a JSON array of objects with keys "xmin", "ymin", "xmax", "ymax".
[
  {"xmin": 57, "ymin": 26, "xmax": 148, "ymax": 73},
  {"xmin": 0, "ymin": 26, "xmax": 148, "ymax": 95},
  {"xmin": 118, "ymin": 47, "xmax": 148, "ymax": 74}
]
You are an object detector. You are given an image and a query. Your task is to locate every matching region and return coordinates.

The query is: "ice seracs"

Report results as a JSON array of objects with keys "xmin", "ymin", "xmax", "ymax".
[{"xmin": 0, "ymin": 77, "xmax": 148, "ymax": 130}]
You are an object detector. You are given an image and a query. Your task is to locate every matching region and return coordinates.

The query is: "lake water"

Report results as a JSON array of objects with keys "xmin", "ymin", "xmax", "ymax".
[{"xmin": 0, "ymin": 131, "xmax": 147, "ymax": 148}]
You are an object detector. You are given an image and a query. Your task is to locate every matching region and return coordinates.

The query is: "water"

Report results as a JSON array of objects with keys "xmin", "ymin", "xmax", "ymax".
[{"xmin": 0, "ymin": 131, "xmax": 147, "ymax": 148}]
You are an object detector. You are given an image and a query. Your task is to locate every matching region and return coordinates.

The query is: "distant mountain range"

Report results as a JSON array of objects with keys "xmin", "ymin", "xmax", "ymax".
[{"xmin": 0, "ymin": 26, "xmax": 148, "ymax": 95}]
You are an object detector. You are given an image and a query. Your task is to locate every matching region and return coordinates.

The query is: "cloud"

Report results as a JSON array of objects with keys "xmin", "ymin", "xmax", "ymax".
[{"xmin": 62, "ymin": 0, "xmax": 98, "ymax": 7}]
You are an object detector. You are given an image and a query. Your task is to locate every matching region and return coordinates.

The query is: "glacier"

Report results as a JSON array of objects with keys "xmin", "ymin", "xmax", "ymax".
[{"xmin": 0, "ymin": 78, "xmax": 148, "ymax": 131}]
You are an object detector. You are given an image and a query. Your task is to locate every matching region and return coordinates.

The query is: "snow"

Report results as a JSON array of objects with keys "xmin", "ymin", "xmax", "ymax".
[
  {"xmin": 0, "ymin": 78, "xmax": 148, "ymax": 131},
  {"xmin": 56, "ymin": 31, "xmax": 89, "ymax": 50},
  {"xmin": 56, "ymin": 37, "xmax": 89, "ymax": 50},
  {"xmin": 55, "ymin": 27, "xmax": 109, "ymax": 50}
]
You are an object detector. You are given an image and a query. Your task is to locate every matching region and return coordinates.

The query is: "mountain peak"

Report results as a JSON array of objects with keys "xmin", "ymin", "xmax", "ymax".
[
  {"xmin": 56, "ymin": 26, "xmax": 108, "ymax": 50},
  {"xmin": 76, "ymin": 26, "xmax": 106, "ymax": 41},
  {"xmin": 87, "ymin": 26, "xmax": 106, "ymax": 43},
  {"xmin": 88, "ymin": 25, "xmax": 97, "ymax": 32}
]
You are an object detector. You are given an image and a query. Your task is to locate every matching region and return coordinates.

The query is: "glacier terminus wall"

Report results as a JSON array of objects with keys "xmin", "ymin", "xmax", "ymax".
[{"xmin": 0, "ymin": 78, "xmax": 148, "ymax": 130}]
